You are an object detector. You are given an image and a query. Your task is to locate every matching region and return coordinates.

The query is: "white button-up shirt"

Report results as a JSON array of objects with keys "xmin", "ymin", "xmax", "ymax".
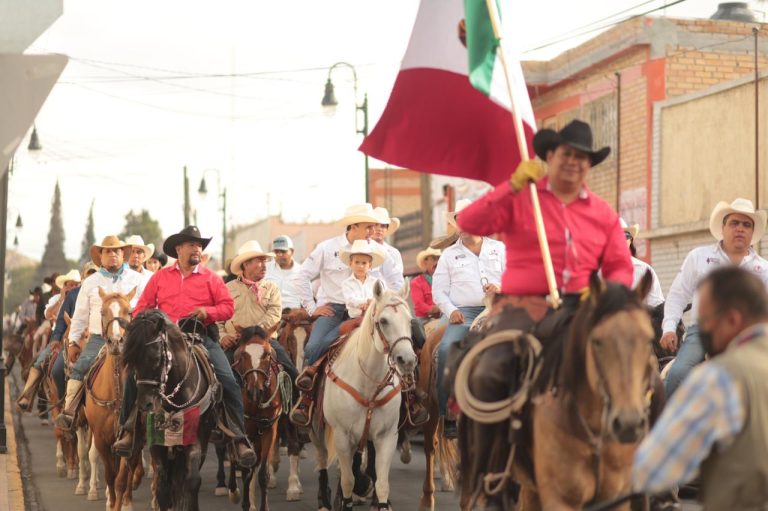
[
  {"xmin": 432, "ymin": 237, "xmax": 506, "ymax": 317},
  {"xmin": 631, "ymin": 257, "xmax": 664, "ymax": 307},
  {"xmin": 294, "ymin": 234, "xmax": 354, "ymax": 314},
  {"xmin": 69, "ymin": 266, "xmax": 145, "ymax": 342},
  {"xmin": 662, "ymin": 243, "xmax": 768, "ymax": 333},
  {"xmin": 342, "ymin": 274, "xmax": 385, "ymax": 318},
  {"xmin": 370, "ymin": 241, "xmax": 404, "ymax": 292},
  {"xmin": 266, "ymin": 259, "xmax": 303, "ymax": 309},
  {"xmin": 135, "ymin": 267, "xmax": 154, "ymax": 288}
]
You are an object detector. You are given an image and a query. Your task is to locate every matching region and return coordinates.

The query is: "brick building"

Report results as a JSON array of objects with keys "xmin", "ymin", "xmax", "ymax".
[{"xmin": 523, "ymin": 12, "xmax": 768, "ymax": 288}]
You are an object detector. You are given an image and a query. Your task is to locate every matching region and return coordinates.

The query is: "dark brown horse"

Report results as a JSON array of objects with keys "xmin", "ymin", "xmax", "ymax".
[{"xmin": 456, "ymin": 273, "xmax": 657, "ymax": 510}]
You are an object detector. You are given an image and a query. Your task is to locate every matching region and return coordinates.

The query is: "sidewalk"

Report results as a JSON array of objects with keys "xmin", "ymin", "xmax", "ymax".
[{"xmin": 0, "ymin": 378, "xmax": 25, "ymax": 510}]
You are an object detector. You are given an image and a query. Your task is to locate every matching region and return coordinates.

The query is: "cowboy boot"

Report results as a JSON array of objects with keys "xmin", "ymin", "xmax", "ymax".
[
  {"xmin": 289, "ymin": 391, "xmax": 314, "ymax": 427},
  {"xmin": 295, "ymin": 365, "xmax": 318, "ymax": 392},
  {"xmin": 113, "ymin": 406, "xmax": 138, "ymax": 458},
  {"xmin": 16, "ymin": 366, "xmax": 43, "ymax": 412},
  {"xmin": 54, "ymin": 379, "xmax": 83, "ymax": 430},
  {"xmin": 220, "ymin": 403, "xmax": 257, "ymax": 468},
  {"xmin": 234, "ymin": 439, "xmax": 257, "ymax": 468},
  {"xmin": 405, "ymin": 388, "xmax": 430, "ymax": 426}
]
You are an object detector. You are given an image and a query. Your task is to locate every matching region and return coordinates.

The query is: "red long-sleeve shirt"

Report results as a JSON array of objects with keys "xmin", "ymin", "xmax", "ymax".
[
  {"xmin": 457, "ymin": 177, "xmax": 633, "ymax": 295},
  {"xmin": 133, "ymin": 264, "xmax": 234, "ymax": 325},
  {"xmin": 410, "ymin": 273, "xmax": 435, "ymax": 318}
]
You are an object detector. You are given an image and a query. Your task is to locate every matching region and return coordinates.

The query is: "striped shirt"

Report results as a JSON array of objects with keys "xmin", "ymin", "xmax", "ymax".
[{"xmin": 632, "ymin": 348, "xmax": 749, "ymax": 492}]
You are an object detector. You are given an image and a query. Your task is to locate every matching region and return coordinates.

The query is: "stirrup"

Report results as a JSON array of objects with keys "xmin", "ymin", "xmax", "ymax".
[{"xmin": 289, "ymin": 399, "xmax": 314, "ymax": 427}]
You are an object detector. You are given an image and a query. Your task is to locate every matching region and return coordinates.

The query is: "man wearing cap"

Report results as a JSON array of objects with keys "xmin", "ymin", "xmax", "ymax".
[
  {"xmin": 266, "ymin": 235, "xmax": 303, "ymax": 311},
  {"xmin": 660, "ymin": 198, "xmax": 768, "ymax": 397},
  {"xmin": 124, "ymin": 234, "xmax": 155, "ymax": 286},
  {"xmin": 113, "ymin": 226, "xmax": 256, "ymax": 467},
  {"xmin": 54, "ymin": 236, "xmax": 146, "ymax": 429},
  {"xmin": 621, "ymin": 219, "xmax": 664, "ymax": 307},
  {"xmin": 371, "ymin": 206, "xmax": 406, "ymax": 291},
  {"xmin": 17, "ymin": 268, "xmax": 84, "ymax": 411},
  {"xmin": 433, "ymin": 198, "xmax": 505, "ymax": 437},
  {"xmin": 411, "ymin": 247, "xmax": 442, "ymax": 334},
  {"xmin": 220, "ymin": 241, "xmax": 298, "ymax": 382}
]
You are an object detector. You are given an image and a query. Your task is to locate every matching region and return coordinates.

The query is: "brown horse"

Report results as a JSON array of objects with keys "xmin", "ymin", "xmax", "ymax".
[
  {"xmin": 84, "ymin": 288, "xmax": 144, "ymax": 510},
  {"xmin": 17, "ymin": 318, "xmax": 38, "ymax": 380},
  {"xmin": 457, "ymin": 273, "xmax": 657, "ymax": 510}
]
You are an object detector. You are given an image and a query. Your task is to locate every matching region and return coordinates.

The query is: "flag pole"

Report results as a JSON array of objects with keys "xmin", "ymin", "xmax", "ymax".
[{"xmin": 484, "ymin": 0, "xmax": 561, "ymax": 308}]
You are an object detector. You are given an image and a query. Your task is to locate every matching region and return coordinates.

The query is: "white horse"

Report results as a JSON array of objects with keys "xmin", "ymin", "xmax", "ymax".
[{"xmin": 311, "ymin": 280, "xmax": 417, "ymax": 511}]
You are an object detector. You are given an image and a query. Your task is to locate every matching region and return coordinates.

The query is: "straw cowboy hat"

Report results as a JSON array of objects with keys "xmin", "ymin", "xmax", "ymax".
[
  {"xmin": 90, "ymin": 235, "xmax": 131, "ymax": 266},
  {"xmin": 55, "ymin": 269, "xmax": 81, "ymax": 289},
  {"xmin": 82, "ymin": 261, "xmax": 100, "ymax": 276},
  {"xmin": 416, "ymin": 247, "xmax": 441, "ymax": 272},
  {"xmin": 339, "ymin": 240, "xmax": 385, "ymax": 268},
  {"xmin": 373, "ymin": 207, "xmax": 401, "ymax": 235},
  {"xmin": 446, "ymin": 198, "xmax": 473, "ymax": 229},
  {"xmin": 620, "ymin": 218, "xmax": 639, "ymax": 240},
  {"xmin": 230, "ymin": 240, "xmax": 275, "ymax": 276},
  {"xmin": 709, "ymin": 198, "xmax": 767, "ymax": 243},
  {"xmin": 123, "ymin": 235, "xmax": 155, "ymax": 260},
  {"xmin": 162, "ymin": 226, "xmax": 212, "ymax": 259},
  {"xmin": 335, "ymin": 203, "xmax": 380, "ymax": 226},
  {"xmin": 533, "ymin": 119, "xmax": 611, "ymax": 167}
]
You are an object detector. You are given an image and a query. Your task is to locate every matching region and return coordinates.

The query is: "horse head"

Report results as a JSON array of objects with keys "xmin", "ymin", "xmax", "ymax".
[
  {"xmin": 236, "ymin": 326, "xmax": 275, "ymax": 406},
  {"xmin": 567, "ymin": 271, "xmax": 656, "ymax": 444},
  {"xmin": 98, "ymin": 286, "xmax": 136, "ymax": 355},
  {"xmin": 369, "ymin": 279, "xmax": 417, "ymax": 377}
]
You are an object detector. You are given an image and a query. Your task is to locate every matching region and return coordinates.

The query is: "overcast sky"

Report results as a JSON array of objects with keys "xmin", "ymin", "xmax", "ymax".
[{"xmin": 12, "ymin": 0, "xmax": 734, "ymax": 261}]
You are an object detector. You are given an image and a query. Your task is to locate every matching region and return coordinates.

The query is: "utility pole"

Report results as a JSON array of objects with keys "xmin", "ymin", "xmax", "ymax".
[{"xmin": 183, "ymin": 165, "xmax": 191, "ymax": 226}]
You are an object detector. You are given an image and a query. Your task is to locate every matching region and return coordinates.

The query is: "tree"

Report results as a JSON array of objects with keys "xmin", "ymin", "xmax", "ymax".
[
  {"xmin": 79, "ymin": 199, "xmax": 95, "ymax": 265},
  {"xmin": 118, "ymin": 209, "xmax": 163, "ymax": 250},
  {"xmin": 37, "ymin": 181, "xmax": 68, "ymax": 281}
]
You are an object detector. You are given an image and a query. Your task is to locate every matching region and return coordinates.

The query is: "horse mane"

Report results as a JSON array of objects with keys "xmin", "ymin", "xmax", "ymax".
[
  {"xmin": 557, "ymin": 282, "xmax": 644, "ymax": 405},
  {"xmin": 122, "ymin": 309, "xmax": 179, "ymax": 370}
]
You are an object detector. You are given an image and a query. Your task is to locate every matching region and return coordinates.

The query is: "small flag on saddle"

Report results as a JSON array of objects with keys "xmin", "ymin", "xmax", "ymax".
[{"xmin": 146, "ymin": 406, "xmax": 201, "ymax": 447}]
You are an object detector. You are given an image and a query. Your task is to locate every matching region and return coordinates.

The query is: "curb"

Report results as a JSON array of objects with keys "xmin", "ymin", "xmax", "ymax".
[{"xmin": 1, "ymin": 377, "xmax": 25, "ymax": 510}]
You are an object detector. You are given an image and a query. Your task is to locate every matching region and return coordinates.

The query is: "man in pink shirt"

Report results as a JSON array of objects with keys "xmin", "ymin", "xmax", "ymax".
[{"xmin": 113, "ymin": 226, "xmax": 256, "ymax": 467}]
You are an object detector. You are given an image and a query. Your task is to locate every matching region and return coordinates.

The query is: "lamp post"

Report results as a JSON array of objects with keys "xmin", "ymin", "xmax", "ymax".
[
  {"xmin": 321, "ymin": 62, "xmax": 370, "ymax": 202},
  {"xmin": 197, "ymin": 169, "xmax": 227, "ymax": 267}
]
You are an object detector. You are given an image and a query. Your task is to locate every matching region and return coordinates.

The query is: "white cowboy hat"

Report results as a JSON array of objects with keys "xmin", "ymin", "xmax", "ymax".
[
  {"xmin": 619, "ymin": 218, "xmax": 639, "ymax": 240},
  {"xmin": 416, "ymin": 247, "xmax": 441, "ymax": 272},
  {"xmin": 709, "ymin": 198, "xmax": 767, "ymax": 243},
  {"xmin": 90, "ymin": 235, "xmax": 131, "ymax": 266},
  {"xmin": 230, "ymin": 240, "xmax": 275, "ymax": 275},
  {"xmin": 373, "ymin": 207, "xmax": 401, "ymax": 235},
  {"xmin": 123, "ymin": 235, "xmax": 155, "ymax": 260},
  {"xmin": 446, "ymin": 198, "xmax": 473, "ymax": 229},
  {"xmin": 339, "ymin": 240, "xmax": 385, "ymax": 268},
  {"xmin": 55, "ymin": 269, "xmax": 81, "ymax": 289},
  {"xmin": 335, "ymin": 203, "xmax": 380, "ymax": 227}
]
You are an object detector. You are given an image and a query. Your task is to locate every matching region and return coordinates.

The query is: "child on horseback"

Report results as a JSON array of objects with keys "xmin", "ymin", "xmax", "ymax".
[{"xmin": 341, "ymin": 239, "xmax": 386, "ymax": 328}]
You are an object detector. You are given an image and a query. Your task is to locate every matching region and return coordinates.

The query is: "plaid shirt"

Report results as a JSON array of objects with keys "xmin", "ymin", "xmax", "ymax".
[{"xmin": 631, "ymin": 327, "xmax": 760, "ymax": 493}]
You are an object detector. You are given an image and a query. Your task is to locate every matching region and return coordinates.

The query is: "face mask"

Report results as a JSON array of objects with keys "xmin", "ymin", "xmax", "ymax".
[{"xmin": 699, "ymin": 328, "xmax": 717, "ymax": 357}]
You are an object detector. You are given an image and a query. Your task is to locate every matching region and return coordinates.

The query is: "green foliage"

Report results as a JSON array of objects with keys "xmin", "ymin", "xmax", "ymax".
[
  {"xmin": 118, "ymin": 209, "xmax": 163, "ymax": 250},
  {"xmin": 37, "ymin": 181, "xmax": 68, "ymax": 281},
  {"xmin": 79, "ymin": 199, "xmax": 95, "ymax": 265},
  {"xmin": 6, "ymin": 264, "xmax": 39, "ymax": 314}
]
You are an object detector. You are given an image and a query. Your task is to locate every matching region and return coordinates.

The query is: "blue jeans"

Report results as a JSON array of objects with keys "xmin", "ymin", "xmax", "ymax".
[
  {"xmin": 32, "ymin": 341, "xmax": 56, "ymax": 370},
  {"xmin": 303, "ymin": 303, "xmax": 347, "ymax": 365},
  {"xmin": 71, "ymin": 335, "xmax": 105, "ymax": 381},
  {"xmin": 437, "ymin": 306, "xmax": 485, "ymax": 416},
  {"xmin": 664, "ymin": 325, "xmax": 704, "ymax": 397},
  {"xmin": 52, "ymin": 350, "xmax": 65, "ymax": 398}
]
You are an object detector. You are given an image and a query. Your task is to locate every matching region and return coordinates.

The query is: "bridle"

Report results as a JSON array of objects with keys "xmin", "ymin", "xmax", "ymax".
[{"xmin": 369, "ymin": 298, "xmax": 415, "ymax": 375}]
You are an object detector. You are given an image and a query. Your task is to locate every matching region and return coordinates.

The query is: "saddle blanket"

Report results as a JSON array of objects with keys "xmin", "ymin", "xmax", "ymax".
[{"xmin": 147, "ymin": 406, "xmax": 200, "ymax": 447}]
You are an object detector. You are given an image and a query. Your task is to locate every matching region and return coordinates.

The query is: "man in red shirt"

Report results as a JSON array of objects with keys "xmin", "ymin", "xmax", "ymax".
[{"xmin": 113, "ymin": 226, "xmax": 256, "ymax": 467}]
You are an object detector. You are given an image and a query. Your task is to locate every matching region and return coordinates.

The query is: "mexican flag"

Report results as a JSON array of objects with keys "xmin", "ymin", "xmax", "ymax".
[
  {"xmin": 359, "ymin": 0, "xmax": 536, "ymax": 186},
  {"xmin": 146, "ymin": 406, "xmax": 200, "ymax": 447}
]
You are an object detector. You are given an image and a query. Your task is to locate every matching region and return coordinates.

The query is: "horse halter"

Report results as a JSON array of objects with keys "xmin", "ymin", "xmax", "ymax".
[
  {"xmin": 370, "ymin": 299, "xmax": 414, "ymax": 371},
  {"xmin": 135, "ymin": 329, "xmax": 201, "ymax": 410}
]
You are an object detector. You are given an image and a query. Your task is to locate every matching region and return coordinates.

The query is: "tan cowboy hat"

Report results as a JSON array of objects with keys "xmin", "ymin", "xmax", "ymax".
[
  {"xmin": 124, "ymin": 235, "xmax": 155, "ymax": 260},
  {"xmin": 55, "ymin": 269, "xmax": 81, "ymax": 289},
  {"xmin": 90, "ymin": 235, "xmax": 131, "ymax": 266},
  {"xmin": 339, "ymin": 240, "xmax": 385, "ymax": 268},
  {"xmin": 82, "ymin": 261, "xmax": 99, "ymax": 277},
  {"xmin": 373, "ymin": 207, "xmax": 401, "ymax": 235},
  {"xmin": 620, "ymin": 218, "xmax": 639, "ymax": 240},
  {"xmin": 709, "ymin": 198, "xmax": 767, "ymax": 243},
  {"xmin": 230, "ymin": 240, "xmax": 275, "ymax": 276},
  {"xmin": 416, "ymin": 247, "xmax": 441, "ymax": 271},
  {"xmin": 335, "ymin": 203, "xmax": 380, "ymax": 226},
  {"xmin": 446, "ymin": 198, "xmax": 473, "ymax": 229}
]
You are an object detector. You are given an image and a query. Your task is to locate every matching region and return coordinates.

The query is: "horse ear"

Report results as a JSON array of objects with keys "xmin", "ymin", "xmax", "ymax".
[
  {"xmin": 373, "ymin": 279, "xmax": 385, "ymax": 300},
  {"xmin": 400, "ymin": 278, "xmax": 410, "ymax": 300},
  {"xmin": 588, "ymin": 271, "xmax": 605, "ymax": 304},
  {"xmin": 125, "ymin": 287, "xmax": 137, "ymax": 302},
  {"xmin": 635, "ymin": 269, "xmax": 653, "ymax": 303},
  {"xmin": 98, "ymin": 287, "xmax": 107, "ymax": 300}
]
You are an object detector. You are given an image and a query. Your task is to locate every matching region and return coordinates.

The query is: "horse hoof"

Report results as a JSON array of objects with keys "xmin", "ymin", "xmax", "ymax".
[
  {"xmin": 440, "ymin": 480, "xmax": 455, "ymax": 492},
  {"xmin": 87, "ymin": 491, "xmax": 99, "ymax": 501},
  {"xmin": 286, "ymin": 489, "xmax": 301, "ymax": 501},
  {"xmin": 400, "ymin": 449, "xmax": 412, "ymax": 464},
  {"xmin": 279, "ymin": 446, "xmax": 288, "ymax": 456},
  {"xmin": 56, "ymin": 465, "xmax": 66, "ymax": 478},
  {"xmin": 268, "ymin": 478, "xmax": 277, "ymax": 489},
  {"xmin": 214, "ymin": 486, "xmax": 228, "ymax": 497},
  {"xmin": 41, "ymin": 419, "xmax": 49, "ymax": 426},
  {"xmin": 75, "ymin": 485, "xmax": 86, "ymax": 496},
  {"xmin": 121, "ymin": 504, "xmax": 133, "ymax": 511},
  {"xmin": 228, "ymin": 488, "xmax": 241, "ymax": 504}
]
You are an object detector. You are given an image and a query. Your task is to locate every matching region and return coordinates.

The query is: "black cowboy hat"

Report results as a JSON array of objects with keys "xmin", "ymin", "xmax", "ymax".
[
  {"xmin": 532, "ymin": 119, "xmax": 611, "ymax": 167},
  {"xmin": 162, "ymin": 226, "xmax": 212, "ymax": 259},
  {"xmin": 29, "ymin": 286, "xmax": 42, "ymax": 295}
]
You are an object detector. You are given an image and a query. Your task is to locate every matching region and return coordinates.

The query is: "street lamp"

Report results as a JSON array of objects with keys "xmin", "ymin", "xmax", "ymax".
[
  {"xmin": 321, "ymin": 62, "xmax": 370, "ymax": 202},
  {"xmin": 197, "ymin": 169, "xmax": 228, "ymax": 267}
]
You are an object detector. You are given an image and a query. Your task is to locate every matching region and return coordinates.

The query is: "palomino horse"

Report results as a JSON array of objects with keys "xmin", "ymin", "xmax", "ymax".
[
  {"xmin": 84, "ymin": 287, "xmax": 144, "ymax": 510},
  {"xmin": 123, "ymin": 309, "xmax": 217, "ymax": 511},
  {"xmin": 311, "ymin": 280, "xmax": 417, "ymax": 511},
  {"xmin": 456, "ymin": 273, "xmax": 657, "ymax": 510}
]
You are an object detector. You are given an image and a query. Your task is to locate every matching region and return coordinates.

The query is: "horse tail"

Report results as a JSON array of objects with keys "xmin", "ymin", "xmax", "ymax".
[{"xmin": 436, "ymin": 419, "xmax": 459, "ymax": 491}]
